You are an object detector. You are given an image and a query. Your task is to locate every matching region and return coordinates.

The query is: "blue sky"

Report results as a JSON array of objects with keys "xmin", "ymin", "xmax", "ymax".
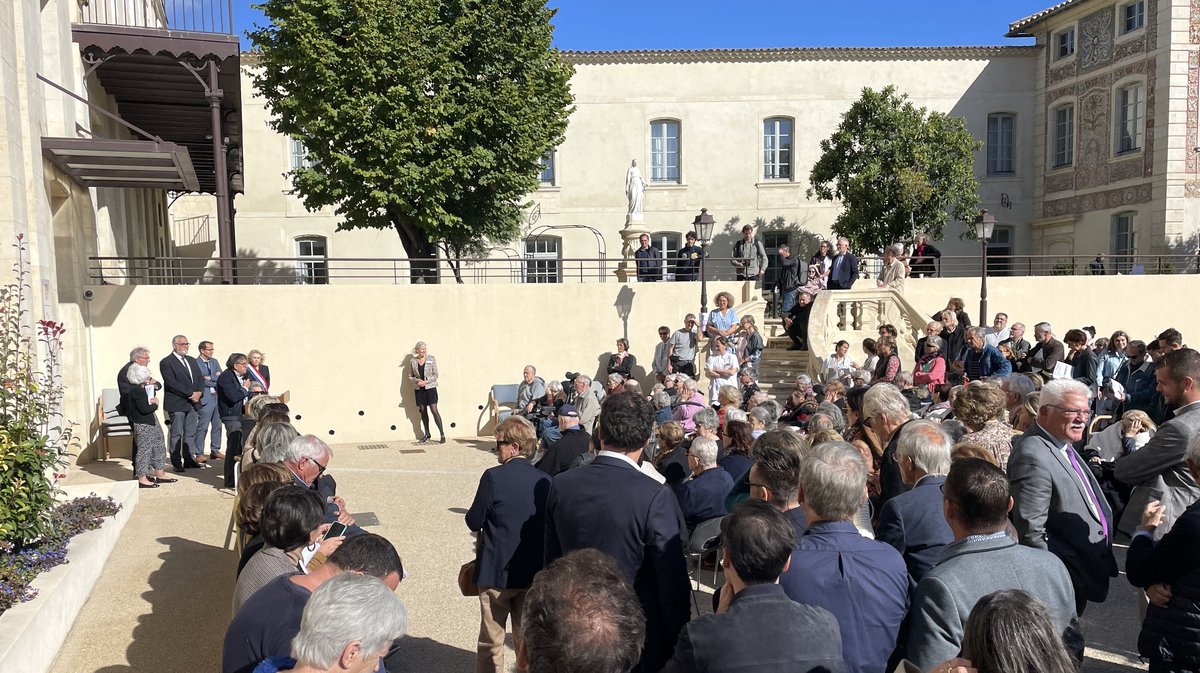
[{"xmin": 233, "ymin": 1, "xmax": 1055, "ymax": 50}]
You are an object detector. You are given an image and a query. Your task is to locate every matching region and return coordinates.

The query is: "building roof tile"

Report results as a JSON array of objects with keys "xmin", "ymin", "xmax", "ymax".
[{"xmin": 1007, "ymin": 0, "xmax": 1096, "ymax": 37}]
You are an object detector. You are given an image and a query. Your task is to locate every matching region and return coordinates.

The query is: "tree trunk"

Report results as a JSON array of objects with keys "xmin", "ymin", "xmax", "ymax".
[{"xmin": 390, "ymin": 218, "xmax": 440, "ymax": 284}]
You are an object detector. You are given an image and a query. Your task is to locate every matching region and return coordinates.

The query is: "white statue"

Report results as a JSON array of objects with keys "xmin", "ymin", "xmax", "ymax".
[{"xmin": 625, "ymin": 159, "xmax": 645, "ymax": 216}]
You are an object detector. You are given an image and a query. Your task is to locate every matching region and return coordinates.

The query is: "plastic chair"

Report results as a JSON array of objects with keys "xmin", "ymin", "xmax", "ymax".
[{"xmin": 687, "ymin": 516, "xmax": 726, "ymax": 591}]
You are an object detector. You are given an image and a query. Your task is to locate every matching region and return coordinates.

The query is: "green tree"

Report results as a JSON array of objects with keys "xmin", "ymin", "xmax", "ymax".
[
  {"xmin": 807, "ymin": 86, "xmax": 981, "ymax": 254},
  {"xmin": 249, "ymin": 0, "xmax": 574, "ymax": 283}
]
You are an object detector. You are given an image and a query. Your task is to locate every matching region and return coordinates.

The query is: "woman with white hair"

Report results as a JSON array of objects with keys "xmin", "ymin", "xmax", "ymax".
[
  {"xmin": 863, "ymin": 383, "xmax": 918, "ymax": 504},
  {"xmin": 409, "ymin": 341, "xmax": 444, "ymax": 444},
  {"xmin": 122, "ymin": 364, "xmax": 174, "ymax": 488}
]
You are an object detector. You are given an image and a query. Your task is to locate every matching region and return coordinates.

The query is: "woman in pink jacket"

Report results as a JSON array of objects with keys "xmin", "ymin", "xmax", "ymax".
[{"xmin": 912, "ymin": 336, "xmax": 947, "ymax": 394}]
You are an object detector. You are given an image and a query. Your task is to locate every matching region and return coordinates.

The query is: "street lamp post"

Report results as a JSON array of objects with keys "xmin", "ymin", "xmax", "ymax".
[
  {"xmin": 974, "ymin": 209, "xmax": 996, "ymax": 326},
  {"xmin": 692, "ymin": 208, "xmax": 715, "ymax": 318}
]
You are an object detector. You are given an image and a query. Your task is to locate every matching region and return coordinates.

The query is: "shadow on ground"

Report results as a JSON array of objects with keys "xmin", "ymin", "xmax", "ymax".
[
  {"xmin": 93, "ymin": 536, "xmax": 235, "ymax": 673},
  {"xmin": 74, "ymin": 456, "xmax": 231, "ymax": 491},
  {"xmin": 385, "ymin": 635, "xmax": 475, "ymax": 673},
  {"xmin": 458, "ymin": 438, "xmax": 495, "ymax": 454}
]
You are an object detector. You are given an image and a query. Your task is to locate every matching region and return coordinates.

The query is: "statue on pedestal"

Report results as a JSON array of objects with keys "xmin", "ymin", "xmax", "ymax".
[
  {"xmin": 625, "ymin": 159, "xmax": 645, "ymax": 222},
  {"xmin": 617, "ymin": 160, "xmax": 649, "ymax": 281}
]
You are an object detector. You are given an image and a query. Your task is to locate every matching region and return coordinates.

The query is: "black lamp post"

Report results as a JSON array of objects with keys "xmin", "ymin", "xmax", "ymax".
[
  {"xmin": 974, "ymin": 209, "xmax": 996, "ymax": 325},
  {"xmin": 692, "ymin": 208, "xmax": 715, "ymax": 317}
]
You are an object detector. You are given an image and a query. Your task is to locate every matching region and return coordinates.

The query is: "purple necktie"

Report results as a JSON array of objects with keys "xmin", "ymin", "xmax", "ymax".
[{"xmin": 1066, "ymin": 448, "xmax": 1109, "ymax": 540}]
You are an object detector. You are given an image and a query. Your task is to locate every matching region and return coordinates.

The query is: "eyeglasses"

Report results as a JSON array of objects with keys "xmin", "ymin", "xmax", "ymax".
[
  {"xmin": 1048, "ymin": 404, "xmax": 1090, "ymax": 419},
  {"xmin": 307, "ymin": 456, "xmax": 328, "ymax": 477},
  {"xmin": 747, "ymin": 480, "xmax": 769, "ymax": 491},
  {"xmin": 494, "ymin": 438, "xmax": 514, "ymax": 452},
  {"xmin": 939, "ymin": 482, "xmax": 960, "ymax": 505},
  {"xmin": 659, "ymin": 331, "xmax": 670, "ymax": 336}
]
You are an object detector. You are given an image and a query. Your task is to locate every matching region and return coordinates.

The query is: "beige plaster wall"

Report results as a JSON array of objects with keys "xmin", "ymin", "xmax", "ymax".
[{"xmin": 75, "ymin": 280, "xmax": 748, "ymax": 459}]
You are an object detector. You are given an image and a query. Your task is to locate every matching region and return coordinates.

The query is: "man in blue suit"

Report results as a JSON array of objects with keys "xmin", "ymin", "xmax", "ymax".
[
  {"xmin": 544, "ymin": 391, "xmax": 691, "ymax": 673},
  {"xmin": 827, "ymin": 236, "xmax": 859, "ymax": 290},
  {"xmin": 676, "ymin": 436, "xmax": 734, "ymax": 528},
  {"xmin": 779, "ymin": 441, "xmax": 908, "ymax": 673},
  {"xmin": 466, "ymin": 415, "xmax": 552, "ymax": 673},
  {"xmin": 874, "ymin": 420, "xmax": 955, "ymax": 583}
]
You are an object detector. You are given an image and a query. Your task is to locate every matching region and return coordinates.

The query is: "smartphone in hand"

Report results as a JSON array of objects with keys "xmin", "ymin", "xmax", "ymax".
[{"xmin": 323, "ymin": 522, "xmax": 349, "ymax": 540}]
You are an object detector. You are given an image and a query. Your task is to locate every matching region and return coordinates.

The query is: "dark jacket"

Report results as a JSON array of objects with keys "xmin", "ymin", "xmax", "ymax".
[
  {"xmin": 635, "ymin": 245, "xmax": 663, "ymax": 281},
  {"xmin": 466, "ymin": 456, "xmax": 551, "ymax": 589},
  {"xmin": 537, "ymin": 427, "xmax": 590, "ymax": 477},
  {"xmin": 676, "ymin": 467, "xmax": 734, "ymax": 527},
  {"xmin": 828, "ymin": 252, "xmax": 858, "ymax": 289},
  {"xmin": 545, "ymin": 454, "xmax": 691, "ymax": 672},
  {"xmin": 1068, "ymin": 347, "xmax": 1098, "ymax": 388},
  {"xmin": 1025, "ymin": 338, "xmax": 1066, "ymax": 377},
  {"xmin": 660, "ymin": 584, "xmax": 844, "ymax": 673},
  {"xmin": 218, "ymin": 369, "xmax": 251, "ymax": 419},
  {"xmin": 874, "ymin": 475, "xmax": 953, "ymax": 583},
  {"xmin": 121, "ymin": 386, "xmax": 160, "ymax": 425},
  {"xmin": 909, "ymin": 243, "xmax": 941, "ymax": 275},
  {"xmin": 777, "ymin": 254, "xmax": 801, "ymax": 292},
  {"xmin": 1127, "ymin": 499, "xmax": 1200, "ymax": 668},
  {"xmin": 607, "ymin": 352, "xmax": 636, "ymax": 378},
  {"xmin": 159, "ymin": 352, "xmax": 202, "ymax": 413}
]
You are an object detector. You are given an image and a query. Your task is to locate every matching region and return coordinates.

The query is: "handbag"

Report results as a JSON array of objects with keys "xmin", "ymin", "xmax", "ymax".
[{"xmin": 457, "ymin": 560, "xmax": 479, "ymax": 597}]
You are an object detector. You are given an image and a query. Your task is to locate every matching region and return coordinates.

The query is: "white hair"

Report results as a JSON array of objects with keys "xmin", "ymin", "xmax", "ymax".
[
  {"xmin": 1038, "ymin": 379, "xmax": 1090, "ymax": 410},
  {"xmin": 683, "ymin": 378, "xmax": 699, "ymax": 393},
  {"xmin": 126, "ymin": 364, "xmax": 151, "ymax": 385},
  {"xmin": 888, "ymin": 243, "xmax": 904, "ymax": 256},
  {"xmin": 689, "ymin": 436, "xmax": 719, "ymax": 468},
  {"xmin": 128, "ymin": 346, "xmax": 149, "ymax": 362},
  {"xmin": 725, "ymin": 409, "xmax": 748, "ymax": 424},
  {"xmin": 748, "ymin": 406, "xmax": 772, "ymax": 428},
  {"xmin": 575, "ymin": 373, "xmax": 591, "ymax": 387},
  {"xmin": 896, "ymin": 420, "xmax": 953, "ymax": 476},
  {"xmin": 291, "ymin": 573, "xmax": 407, "ymax": 669},
  {"xmin": 798, "ymin": 441, "xmax": 867, "ymax": 520},
  {"xmin": 895, "ymin": 371, "xmax": 913, "ymax": 388},
  {"xmin": 1035, "ymin": 322, "xmax": 1052, "ymax": 334},
  {"xmin": 607, "ymin": 373, "xmax": 625, "ymax": 386},
  {"xmin": 693, "ymin": 408, "xmax": 719, "ymax": 432},
  {"xmin": 862, "ymin": 384, "xmax": 913, "ymax": 424},
  {"xmin": 281, "ymin": 434, "xmax": 331, "ymax": 464}
]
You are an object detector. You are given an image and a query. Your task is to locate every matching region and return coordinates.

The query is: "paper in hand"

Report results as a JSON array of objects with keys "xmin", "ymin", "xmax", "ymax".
[{"xmin": 1053, "ymin": 362, "xmax": 1073, "ymax": 380}]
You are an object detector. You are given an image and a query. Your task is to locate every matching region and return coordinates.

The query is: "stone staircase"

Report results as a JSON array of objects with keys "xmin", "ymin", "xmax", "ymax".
[{"xmin": 756, "ymin": 332, "xmax": 806, "ymax": 400}]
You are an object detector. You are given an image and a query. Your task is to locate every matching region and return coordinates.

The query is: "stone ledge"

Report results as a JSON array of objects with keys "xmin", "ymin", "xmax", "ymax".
[{"xmin": 0, "ymin": 481, "xmax": 139, "ymax": 673}]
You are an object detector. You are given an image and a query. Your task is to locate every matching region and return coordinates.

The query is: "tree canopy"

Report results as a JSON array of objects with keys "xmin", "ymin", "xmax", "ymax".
[
  {"xmin": 249, "ymin": 0, "xmax": 574, "ymax": 281},
  {"xmin": 806, "ymin": 86, "xmax": 981, "ymax": 254}
]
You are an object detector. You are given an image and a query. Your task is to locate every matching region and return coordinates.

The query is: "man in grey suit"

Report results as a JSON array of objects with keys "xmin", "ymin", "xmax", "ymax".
[
  {"xmin": 1009, "ymin": 379, "xmax": 1117, "ymax": 615},
  {"xmin": 907, "ymin": 458, "xmax": 1080, "ymax": 670},
  {"xmin": 1115, "ymin": 348, "xmax": 1200, "ymax": 540}
]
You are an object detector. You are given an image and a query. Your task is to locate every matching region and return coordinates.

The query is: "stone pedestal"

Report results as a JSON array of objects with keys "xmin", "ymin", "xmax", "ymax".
[{"xmin": 614, "ymin": 213, "xmax": 649, "ymax": 282}]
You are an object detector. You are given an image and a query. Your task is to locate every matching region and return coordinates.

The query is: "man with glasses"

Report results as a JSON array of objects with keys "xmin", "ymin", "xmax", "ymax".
[
  {"xmin": 279, "ymin": 435, "xmax": 358, "ymax": 532},
  {"xmin": 194, "ymin": 340, "xmax": 223, "ymax": 461},
  {"xmin": 652, "ymin": 326, "xmax": 672, "ymax": 385},
  {"xmin": 1009, "ymin": 379, "xmax": 1117, "ymax": 615},
  {"xmin": 159, "ymin": 334, "xmax": 204, "ymax": 472},
  {"xmin": 746, "ymin": 430, "xmax": 807, "ymax": 536}
]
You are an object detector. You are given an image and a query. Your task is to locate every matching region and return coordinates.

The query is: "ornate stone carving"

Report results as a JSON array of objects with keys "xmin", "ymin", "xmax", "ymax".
[
  {"xmin": 1109, "ymin": 157, "xmax": 1144, "ymax": 181},
  {"xmin": 1048, "ymin": 85, "xmax": 1074, "ymax": 105},
  {"xmin": 1114, "ymin": 36, "xmax": 1146, "ymax": 62},
  {"xmin": 1191, "ymin": 0, "xmax": 1200, "ymax": 42},
  {"xmin": 1148, "ymin": 0, "xmax": 1159, "ymax": 50},
  {"xmin": 1079, "ymin": 8, "xmax": 1115, "ymax": 72},
  {"xmin": 1045, "ymin": 173, "xmax": 1074, "ymax": 194},
  {"xmin": 1048, "ymin": 61, "xmax": 1077, "ymax": 87},
  {"xmin": 1190, "ymin": 51, "xmax": 1200, "ymax": 174},
  {"xmin": 1043, "ymin": 183, "xmax": 1153, "ymax": 217},
  {"xmin": 1185, "ymin": 180, "xmax": 1200, "ymax": 198}
]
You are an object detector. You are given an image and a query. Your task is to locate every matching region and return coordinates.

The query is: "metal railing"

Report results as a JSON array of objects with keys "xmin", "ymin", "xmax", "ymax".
[
  {"xmin": 78, "ymin": 0, "xmax": 235, "ymax": 34},
  {"xmin": 87, "ymin": 256, "xmax": 754, "ymax": 285},
  {"xmin": 170, "ymin": 215, "xmax": 211, "ymax": 247},
  {"xmin": 856, "ymin": 253, "xmax": 1200, "ymax": 278}
]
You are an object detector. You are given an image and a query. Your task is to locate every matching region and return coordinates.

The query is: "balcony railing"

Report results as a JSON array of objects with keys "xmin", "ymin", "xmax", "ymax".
[
  {"xmin": 170, "ymin": 215, "xmax": 212, "ymax": 247},
  {"xmin": 79, "ymin": 0, "xmax": 235, "ymax": 34},
  {"xmin": 854, "ymin": 253, "xmax": 1200, "ymax": 279}
]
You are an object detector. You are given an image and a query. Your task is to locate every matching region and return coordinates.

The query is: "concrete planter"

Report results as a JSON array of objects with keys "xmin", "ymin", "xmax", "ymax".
[{"xmin": 0, "ymin": 481, "xmax": 138, "ymax": 673}]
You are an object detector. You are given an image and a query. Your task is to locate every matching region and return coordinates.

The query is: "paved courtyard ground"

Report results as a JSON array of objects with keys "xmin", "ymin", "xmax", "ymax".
[{"xmin": 51, "ymin": 437, "xmax": 1148, "ymax": 673}]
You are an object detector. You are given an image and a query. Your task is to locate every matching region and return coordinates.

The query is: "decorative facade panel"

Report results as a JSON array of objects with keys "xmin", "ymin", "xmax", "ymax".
[
  {"xmin": 1048, "ymin": 61, "xmax": 1078, "ymax": 86},
  {"xmin": 1079, "ymin": 8, "xmax": 1115, "ymax": 72},
  {"xmin": 1189, "ymin": 51, "xmax": 1200, "ymax": 175},
  {"xmin": 1043, "ymin": 183, "xmax": 1153, "ymax": 217}
]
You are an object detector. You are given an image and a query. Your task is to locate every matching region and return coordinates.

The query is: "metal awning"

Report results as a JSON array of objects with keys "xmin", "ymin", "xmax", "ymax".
[{"xmin": 41, "ymin": 137, "xmax": 200, "ymax": 191}]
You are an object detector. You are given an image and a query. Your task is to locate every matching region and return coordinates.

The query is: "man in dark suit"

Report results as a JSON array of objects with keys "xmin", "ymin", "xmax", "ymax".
[
  {"xmin": 747, "ymin": 430, "xmax": 808, "ymax": 536},
  {"xmin": 1115, "ymin": 348, "xmax": 1200, "ymax": 540},
  {"xmin": 874, "ymin": 420, "xmax": 954, "ymax": 583},
  {"xmin": 536, "ymin": 405, "xmax": 589, "ymax": 477},
  {"xmin": 1023, "ymin": 322, "xmax": 1066, "ymax": 377},
  {"xmin": 675, "ymin": 436, "xmax": 733, "ymax": 528},
  {"xmin": 660, "ymin": 500, "xmax": 844, "ymax": 673},
  {"xmin": 779, "ymin": 441, "xmax": 908, "ymax": 673},
  {"xmin": 159, "ymin": 334, "xmax": 204, "ymax": 472},
  {"xmin": 1009, "ymin": 379, "xmax": 1117, "ymax": 615},
  {"xmin": 544, "ymin": 391, "xmax": 691, "ymax": 673},
  {"xmin": 826, "ymin": 236, "xmax": 859, "ymax": 290},
  {"xmin": 466, "ymin": 415, "xmax": 552, "ymax": 673}
]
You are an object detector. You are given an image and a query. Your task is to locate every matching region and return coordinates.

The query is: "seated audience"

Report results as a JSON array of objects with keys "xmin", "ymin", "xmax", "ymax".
[
  {"xmin": 536, "ymin": 405, "xmax": 590, "ymax": 477},
  {"xmin": 235, "ymin": 462, "xmax": 295, "ymax": 570},
  {"xmin": 873, "ymin": 336, "xmax": 901, "ymax": 385},
  {"xmin": 518, "ymin": 549, "xmax": 645, "ymax": 673},
  {"xmin": 747, "ymin": 406, "xmax": 771, "ymax": 438},
  {"xmin": 895, "ymin": 371, "xmax": 924, "ymax": 412},
  {"xmin": 956, "ymin": 590, "xmax": 1078, "ymax": 673},
  {"xmin": 737, "ymin": 368, "xmax": 761, "ymax": 411},
  {"xmin": 747, "ymin": 431, "xmax": 808, "ymax": 536},
  {"xmin": 222, "ymin": 534, "xmax": 404, "ymax": 673},
  {"xmin": 719, "ymin": 420, "xmax": 754, "ymax": 480},
  {"xmin": 999, "ymin": 374, "xmax": 1036, "ymax": 426},
  {"xmin": 874, "ymin": 420, "xmax": 954, "ymax": 583},
  {"xmin": 954, "ymin": 383, "xmax": 1015, "ymax": 470},
  {"xmin": 779, "ymin": 441, "xmax": 908, "ymax": 673},
  {"xmin": 233, "ymin": 485, "xmax": 343, "ymax": 612},
  {"xmin": 660, "ymin": 500, "xmax": 843, "ymax": 673},
  {"xmin": 571, "ymin": 374, "xmax": 601, "ymax": 433},
  {"xmin": 245, "ymin": 417, "xmax": 299, "ymax": 472},
  {"xmin": 906, "ymin": 459, "xmax": 1079, "ymax": 670},
  {"xmin": 670, "ymin": 378, "xmax": 706, "ymax": 432},
  {"xmin": 247, "ymin": 571, "xmax": 406, "ymax": 673},
  {"xmin": 956, "ymin": 327, "xmax": 1012, "ymax": 381},
  {"xmin": 864, "ymin": 383, "xmax": 917, "ymax": 506},
  {"xmin": 923, "ymin": 383, "xmax": 953, "ymax": 421},
  {"xmin": 651, "ymin": 390, "xmax": 673, "ymax": 425},
  {"xmin": 912, "ymin": 336, "xmax": 947, "ymax": 395},
  {"xmin": 466, "ymin": 415, "xmax": 551, "ymax": 673},
  {"xmin": 274, "ymin": 435, "xmax": 356, "ymax": 531},
  {"xmin": 653, "ymin": 421, "xmax": 689, "ymax": 492},
  {"xmin": 1013, "ymin": 390, "xmax": 1040, "ymax": 433},
  {"xmin": 676, "ymin": 437, "xmax": 733, "ymax": 528}
]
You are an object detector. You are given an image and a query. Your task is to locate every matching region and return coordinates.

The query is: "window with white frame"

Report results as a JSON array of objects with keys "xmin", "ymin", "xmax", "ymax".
[
  {"xmin": 1122, "ymin": 1, "xmax": 1145, "ymax": 33},
  {"xmin": 538, "ymin": 152, "xmax": 556, "ymax": 185},
  {"xmin": 1113, "ymin": 212, "xmax": 1136, "ymax": 272},
  {"xmin": 649, "ymin": 120, "xmax": 681, "ymax": 183},
  {"xmin": 1117, "ymin": 83, "xmax": 1145, "ymax": 153},
  {"xmin": 295, "ymin": 236, "xmax": 328, "ymax": 284},
  {"xmin": 987, "ymin": 226, "xmax": 1014, "ymax": 276},
  {"xmin": 524, "ymin": 236, "xmax": 561, "ymax": 283},
  {"xmin": 1054, "ymin": 28, "xmax": 1076, "ymax": 59},
  {"xmin": 1053, "ymin": 104, "xmax": 1075, "ymax": 168},
  {"xmin": 763, "ymin": 117, "xmax": 793, "ymax": 180},
  {"xmin": 986, "ymin": 113, "xmax": 1016, "ymax": 175},
  {"xmin": 290, "ymin": 138, "xmax": 313, "ymax": 171}
]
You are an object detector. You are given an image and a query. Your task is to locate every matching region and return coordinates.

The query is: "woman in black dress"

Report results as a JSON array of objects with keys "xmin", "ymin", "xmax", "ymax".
[
  {"xmin": 409, "ymin": 341, "xmax": 444, "ymax": 443},
  {"xmin": 607, "ymin": 338, "xmax": 636, "ymax": 378}
]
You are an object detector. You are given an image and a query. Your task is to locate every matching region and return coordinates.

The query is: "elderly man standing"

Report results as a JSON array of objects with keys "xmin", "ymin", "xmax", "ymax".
[
  {"xmin": 955, "ymin": 326, "xmax": 1012, "ymax": 381},
  {"xmin": 652, "ymin": 326, "xmax": 673, "ymax": 384},
  {"xmin": 668, "ymin": 314, "xmax": 699, "ymax": 378},
  {"xmin": 676, "ymin": 436, "xmax": 733, "ymax": 528},
  {"xmin": 1009, "ymin": 379, "xmax": 1117, "ymax": 615},
  {"xmin": 874, "ymin": 420, "xmax": 955, "ymax": 583},
  {"xmin": 907, "ymin": 459, "xmax": 1079, "ymax": 670},
  {"xmin": 779, "ymin": 441, "xmax": 909, "ymax": 673},
  {"xmin": 1024, "ymin": 322, "xmax": 1065, "ymax": 378},
  {"xmin": 827, "ymin": 236, "xmax": 858, "ymax": 290},
  {"xmin": 1000, "ymin": 321, "xmax": 1031, "ymax": 361},
  {"xmin": 570, "ymin": 374, "xmax": 601, "ymax": 433},
  {"xmin": 1115, "ymin": 348, "xmax": 1200, "ymax": 540},
  {"xmin": 159, "ymin": 334, "xmax": 204, "ymax": 472},
  {"xmin": 544, "ymin": 392, "xmax": 690, "ymax": 672},
  {"xmin": 466, "ymin": 416, "xmax": 551, "ymax": 673},
  {"xmin": 516, "ymin": 366, "xmax": 545, "ymax": 419}
]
